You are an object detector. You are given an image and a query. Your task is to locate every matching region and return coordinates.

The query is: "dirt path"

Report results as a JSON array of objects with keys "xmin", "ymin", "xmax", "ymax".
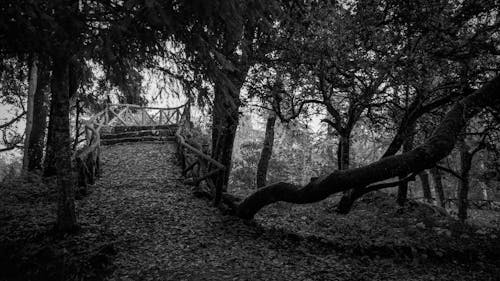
[{"xmin": 76, "ymin": 142, "xmax": 496, "ymax": 281}]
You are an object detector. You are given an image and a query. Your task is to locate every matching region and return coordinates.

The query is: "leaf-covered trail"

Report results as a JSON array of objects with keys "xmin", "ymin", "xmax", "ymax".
[{"xmin": 80, "ymin": 142, "xmax": 495, "ymax": 281}]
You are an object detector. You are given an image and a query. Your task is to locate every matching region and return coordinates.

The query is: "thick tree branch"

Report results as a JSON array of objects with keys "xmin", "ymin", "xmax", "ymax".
[{"xmin": 235, "ymin": 75, "xmax": 500, "ymax": 219}]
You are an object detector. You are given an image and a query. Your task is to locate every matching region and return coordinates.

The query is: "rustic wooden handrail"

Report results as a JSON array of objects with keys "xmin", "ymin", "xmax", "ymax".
[
  {"xmin": 74, "ymin": 102, "xmax": 190, "ymax": 191},
  {"xmin": 174, "ymin": 104, "xmax": 226, "ymax": 204},
  {"xmin": 73, "ymin": 101, "xmax": 225, "ymax": 203},
  {"xmin": 106, "ymin": 103, "xmax": 187, "ymax": 110}
]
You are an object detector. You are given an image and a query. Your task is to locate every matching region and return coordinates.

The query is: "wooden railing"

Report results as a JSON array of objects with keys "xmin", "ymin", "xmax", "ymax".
[
  {"xmin": 75, "ymin": 103, "xmax": 187, "ymax": 190},
  {"xmin": 174, "ymin": 105, "xmax": 226, "ymax": 204},
  {"xmin": 96, "ymin": 103, "xmax": 185, "ymax": 127},
  {"xmin": 75, "ymin": 102, "xmax": 226, "ymax": 204}
]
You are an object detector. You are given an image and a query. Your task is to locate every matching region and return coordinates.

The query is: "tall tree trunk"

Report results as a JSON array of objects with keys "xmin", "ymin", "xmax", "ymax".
[
  {"xmin": 457, "ymin": 138, "xmax": 472, "ymax": 221},
  {"xmin": 480, "ymin": 182, "xmax": 489, "ymax": 201},
  {"xmin": 397, "ymin": 178, "xmax": 410, "ymax": 206},
  {"xmin": 45, "ymin": 58, "xmax": 80, "ymax": 176},
  {"xmin": 70, "ymin": 60, "xmax": 82, "ymax": 151},
  {"xmin": 336, "ymin": 132, "xmax": 358, "ymax": 214},
  {"xmin": 22, "ymin": 55, "xmax": 38, "ymax": 172},
  {"xmin": 256, "ymin": 111, "xmax": 276, "ymax": 188},
  {"xmin": 326, "ymin": 126, "xmax": 336, "ymax": 165},
  {"xmin": 397, "ymin": 130, "xmax": 414, "ymax": 206},
  {"xmin": 430, "ymin": 166, "xmax": 446, "ymax": 208},
  {"xmin": 418, "ymin": 171, "xmax": 433, "ymax": 203},
  {"xmin": 211, "ymin": 84, "xmax": 241, "ymax": 204},
  {"xmin": 72, "ymin": 98, "xmax": 81, "ymax": 151},
  {"xmin": 51, "ymin": 54, "xmax": 77, "ymax": 232},
  {"xmin": 44, "ymin": 89, "xmax": 58, "ymax": 177},
  {"xmin": 27, "ymin": 61, "xmax": 50, "ymax": 172},
  {"xmin": 337, "ymin": 134, "xmax": 350, "ymax": 170},
  {"xmin": 234, "ymin": 75, "xmax": 500, "ymax": 220},
  {"xmin": 301, "ymin": 147, "xmax": 313, "ymax": 184}
]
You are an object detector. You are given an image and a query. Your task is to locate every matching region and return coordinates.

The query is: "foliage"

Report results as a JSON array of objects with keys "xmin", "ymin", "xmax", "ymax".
[{"xmin": 231, "ymin": 116, "xmax": 339, "ymax": 189}]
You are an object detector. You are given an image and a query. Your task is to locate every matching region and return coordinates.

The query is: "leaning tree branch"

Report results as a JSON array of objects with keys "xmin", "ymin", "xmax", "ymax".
[
  {"xmin": 235, "ymin": 75, "xmax": 500, "ymax": 219},
  {"xmin": 435, "ymin": 165, "xmax": 463, "ymax": 181},
  {"xmin": 0, "ymin": 145, "xmax": 22, "ymax": 153},
  {"xmin": 0, "ymin": 111, "xmax": 26, "ymax": 129},
  {"xmin": 362, "ymin": 173, "xmax": 417, "ymax": 194},
  {"xmin": 335, "ymin": 172, "xmax": 418, "ymax": 208}
]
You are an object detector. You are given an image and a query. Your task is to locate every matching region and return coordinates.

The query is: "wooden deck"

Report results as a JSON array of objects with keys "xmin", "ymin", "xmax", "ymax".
[{"xmin": 75, "ymin": 103, "xmax": 226, "ymax": 204}]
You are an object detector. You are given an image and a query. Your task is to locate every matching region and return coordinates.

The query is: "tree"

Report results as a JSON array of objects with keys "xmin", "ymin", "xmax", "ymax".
[
  {"xmin": 22, "ymin": 55, "xmax": 37, "ymax": 172},
  {"xmin": 1, "ymin": 0, "xmax": 166, "ymax": 232},
  {"xmin": 50, "ymin": 52, "xmax": 78, "ymax": 232},
  {"xmin": 234, "ymin": 74, "xmax": 500, "ymax": 219},
  {"xmin": 455, "ymin": 120, "xmax": 492, "ymax": 220},
  {"xmin": 1, "ymin": 0, "xmax": 282, "ymax": 229},
  {"xmin": 396, "ymin": 128, "xmax": 414, "ymax": 206},
  {"xmin": 335, "ymin": 0, "xmax": 500, "ymax": 211},
  {"xmin": 430, "ymin": 165, "xmax": 446, "ymax": 208},
  {"xmin": 27, "ymin": 60, "xmax": 50, "ymax": 172},
  {"xmin": 264, "ymin": 1, "xmax": 436, "ymax": 211},
  {"xmin": 418, "ymin": 171, "xmax": 433, "ymax": 203},
  {"xmin": 256, "ymin": 111, "xmax": 277, "ymax": 188},
  {"xmin": 153, "ymin": 1, "xmax": 280, "ymax": 202},
  {"xmin": 0, "ymin": 57, "xmax": 28, "ymax": 153}
]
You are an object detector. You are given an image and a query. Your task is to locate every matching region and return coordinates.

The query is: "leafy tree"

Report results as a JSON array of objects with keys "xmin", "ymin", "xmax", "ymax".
[
  {"xmin": 0, "ymin": 0, "xmax": 176, "ymax": 232},
  {"xmin": 235, "ymin": 74, "xmax": 500, "ymax": 219},
  {"xmin": 334, "ymin": 0, "xmax": 500, "ymax": 211}
]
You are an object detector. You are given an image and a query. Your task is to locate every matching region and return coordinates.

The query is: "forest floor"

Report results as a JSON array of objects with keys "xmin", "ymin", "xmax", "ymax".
[{"xmin": 1, "ymin": 142, "xmax": 500, "ymax": 281}]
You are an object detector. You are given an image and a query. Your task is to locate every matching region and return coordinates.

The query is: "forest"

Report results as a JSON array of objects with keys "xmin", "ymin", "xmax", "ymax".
[{"xmin": 0, "ymin": 0, "xmax": 500, "ymax": 280}]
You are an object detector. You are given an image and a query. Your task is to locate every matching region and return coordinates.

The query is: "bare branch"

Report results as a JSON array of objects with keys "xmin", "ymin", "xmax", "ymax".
[
  {"xmin": 435, "ymin": 165, "xmax": 463, "ymax": 181},
  {"xmin": 0, "ymin": 111, "xmax": 26, "ymax": 129}
]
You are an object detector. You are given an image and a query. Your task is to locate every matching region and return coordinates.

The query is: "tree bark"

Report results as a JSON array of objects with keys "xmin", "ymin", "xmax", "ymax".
[
  {"xmin": 457, "ymin": 138, "xmax": 472, "ymax": 221},
  {"xmin": 50, "ymin": 54, "xmax": 78, "ymax": 232},
  {"xmin": 480, "ymin": 182, "xmax": 489, "ymax": 201},
  {"xmin": 336, "ymin": 132, "xmax": 362, "ymax": 214},
  {"xmin": 382, "ymin": 104, "xmax": 421, "ymax": 158},
  {"xmin": 235, "ymin": 75, "xmax": 500, "ymax": 219},
  {"xmin": 22, "ymin": 55, "xmax": 38, "ymax": 172},
  {"xmin": 256, "ymin": 111, "xmax": 276, "ymax": 188},
  {"xmin": 397, "ymin": 178, "xmax": 409, "ymax": 206},
  {"xmin": 418, "ymin": 170, "xmax": 433, "ymax": 203},
  {"xmin": 44, "ymin": 88, "xmax": 58, "ymax": 177},
  {"xmin": 326, "ymin": 126, "xmax": 336, "ymax": 165},
  {"xmin": 211, "ymin": 83, "xmax": 242, "ymax": 204},
  {"xmin": 73, "ymin": 98, "xmax": 81, "ymax": 151},
  {"xmin": 430, "ymin": 166, "xmax": 446, "ymax": 208},
  {"xmin": 397, "ymin": 129, "xmax": 414, "ymax": 206},
  {"xmin": 381, "ymin": 91, "xmax": 456, "ymax": 158},
  {"xmin": 45, "ymin": 58, "xmax": 81, "ymax": 176},
  {"xmin": 70, "ymin": 59, "xmax": 81, "ymax": 150},
  {"xmin": 27, "ymin": 60, "xmax": 50, "ymax": 172},
  {"xmin": 337, "ymin": 133, "xmax": 350, "ymax": 170},
  {"xmin": 331, "ymin": 89, "xmax": 455, "ymax": 211}
]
